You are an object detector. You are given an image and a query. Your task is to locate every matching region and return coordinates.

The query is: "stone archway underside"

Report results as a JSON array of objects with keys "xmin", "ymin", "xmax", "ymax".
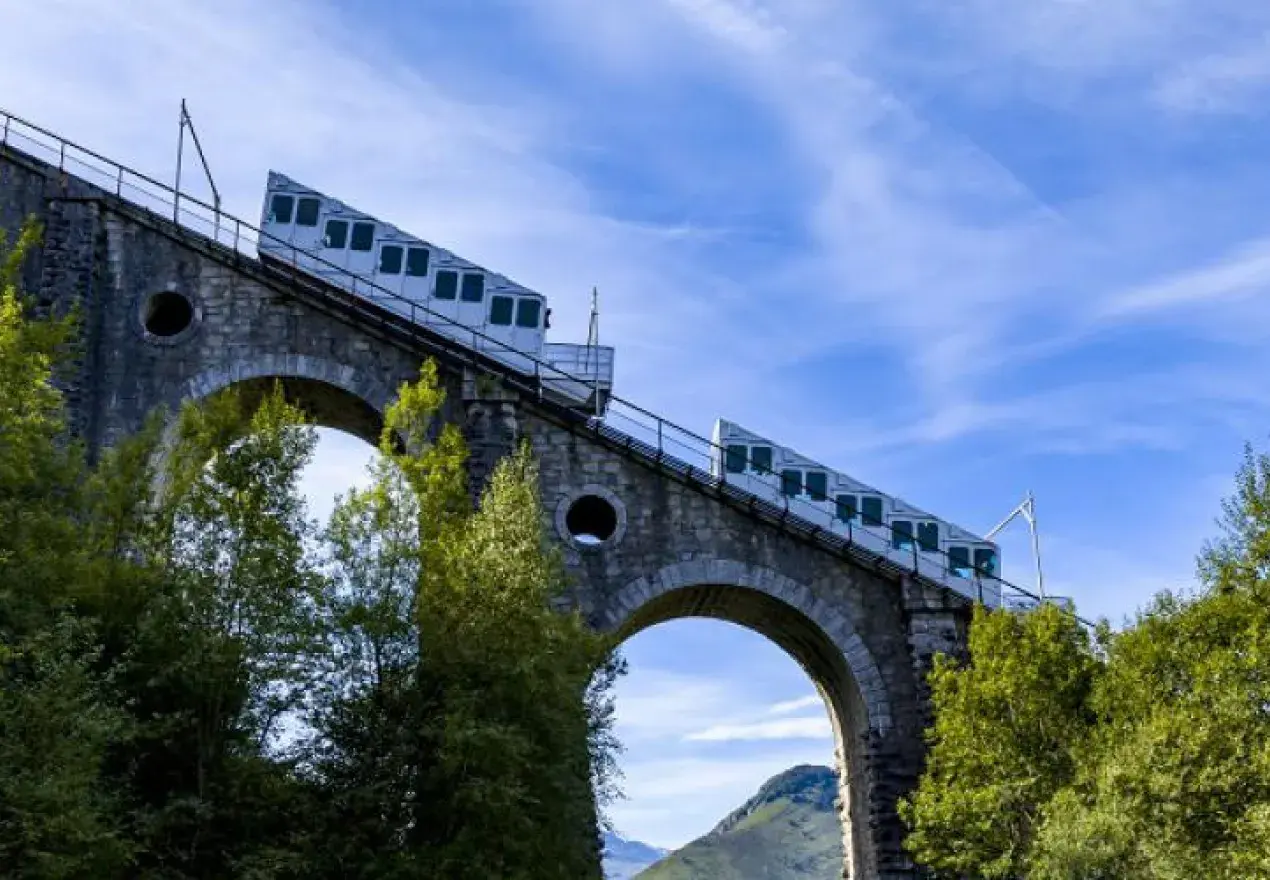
[
  {"xmin": 600, "ymin": 559, "xmax": 895, "ymax": 880},
  {"xmin": 603, "ymin": 559, "xmax": 892, "ymax": 733},
  {"xmin": 178, "ymin": 354, "xmax": 395, "ymax": 445}
]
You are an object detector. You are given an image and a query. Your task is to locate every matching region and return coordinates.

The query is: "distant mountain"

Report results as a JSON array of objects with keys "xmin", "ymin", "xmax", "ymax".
[
  {"xmin": 635, "ymin": 765, "xmax": 843, "ymax": 879},
  {"xmin": 603, "ymin": 830, "xmax": 671, "ymax": 879}
]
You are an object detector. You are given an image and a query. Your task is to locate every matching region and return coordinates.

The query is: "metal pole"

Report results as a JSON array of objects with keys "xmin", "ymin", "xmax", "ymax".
[
  {"xmin": 1028, "ymin": 491, "xmax": 1045, "ymax": 600},
  {"xmin": 174, "ymin": 99, "xmax": 185, "ymax": 223}
]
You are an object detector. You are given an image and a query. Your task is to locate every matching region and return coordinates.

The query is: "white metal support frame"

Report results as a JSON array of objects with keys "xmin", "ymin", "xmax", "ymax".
[
  {"xmin": 173, "ymin": 99, "xmax": 221, "ymax": 232},
  {"xmin": 985, "ymin": 491, "xmax": 1045, "ymax": 600}
]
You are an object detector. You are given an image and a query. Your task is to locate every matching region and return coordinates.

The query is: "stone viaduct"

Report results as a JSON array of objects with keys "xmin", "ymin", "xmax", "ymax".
[{"xmin": 0, "ymin": 117, "xmax": 975, "ymax": 880}]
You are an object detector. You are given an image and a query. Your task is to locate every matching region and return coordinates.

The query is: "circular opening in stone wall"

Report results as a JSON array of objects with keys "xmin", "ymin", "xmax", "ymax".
[
  {"xmin": 565, "ymin": 494, "xmax": 618, "ymax": 545},
  {"xmin": 143, "ymin": 291, "xmax": 195, "ymax": 338}
]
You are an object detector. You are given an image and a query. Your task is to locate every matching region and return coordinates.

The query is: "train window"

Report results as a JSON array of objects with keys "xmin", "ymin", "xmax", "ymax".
[
  {"xmin": 750, "ymin": 446, "xmax": 773, "ymax": 474},
  {"xmin": 516, "ymin": 298, "xmax": 541, "ymax": 328},
  {"xmin": 489, "ymin": 295, "xmax": 514, "ymax": 326},
  {"xmin": 406, "ymin": 247, "xmax": 429, "ymax": 277},
  {"xmin": 434, "ymin": 270, "xmax": 458, "ymax": 300},
  {"xmin": 296, "ymin": 198, "xmax": 320, "ymax": 227},
  {"xmin": 379, "ymin": 245, "xmax": 403, "ymax": 275},
  {"xmin": 917, "ymin": 522, "xmax": 939, "ymax": 552},
  {"xmin": 891, "ymin": 520, "xmax": 914, "ymax": 550},
  {"xmin": 269, "ymin": 194, "xmax": 294, "ymax": 224},
  {"xmin": 781, "ymin": 469, "xmax": 802, "ymax": 498},
  {"xmin": 324, "ymin": 219, "xmax": 348, "ymax": 249},
  {"xmin": 948, "ymin": 545, "xmax": 971, "ymax": 577},
  {"xmin": 835, "ymin": 494, "xmax": 857, "ymax": 522},
  {"xmin": 861, "ymin": 496, "xmax": 883, "ymax": 526},
  {"xmin": 805, "ymin": 471, "xmax": 828, "ymax": 501},
  {"xmin": 460, "ymin": 273, "xmax": 485, "ymax": 303},
  {"xmin": 725, "ymin": 444, "xmax": 747, "ymax": 474},
  {"xmin": 974, "ymin": 548, "xmax": 999, "ymax": 577},
  {"xmin": 350, "ymin": 222, "xmax": 375, "ymax": 252}
]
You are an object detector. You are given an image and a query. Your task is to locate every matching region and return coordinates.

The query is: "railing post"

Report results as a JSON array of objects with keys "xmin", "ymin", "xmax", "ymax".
[
  {"xmin": 115, "ymin": 165, "xmax": 123, "ymax": 196},
  {"xmin": 58, "ymin": 141, "xmax": 65, "ymax": 171},
  {"xmin": 657, "ymin": 419, "xmax": 663, "ymax": 453},
  {"xmin": 2, "ymin": 115, "xmax": 10, "ymax": 145},
  {"xmin": 233, "ymin": 219, "xmax": 241, "ymax": 252}
]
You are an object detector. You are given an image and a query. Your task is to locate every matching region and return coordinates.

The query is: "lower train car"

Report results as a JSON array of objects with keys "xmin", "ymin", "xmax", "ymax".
[
  {"xmin": 710, "ymin": 420, "xmax": 1004, "ymax": 606},
  {"xmin": 256, "ymin": 171, "xmax": 613, "ymax": 411}
]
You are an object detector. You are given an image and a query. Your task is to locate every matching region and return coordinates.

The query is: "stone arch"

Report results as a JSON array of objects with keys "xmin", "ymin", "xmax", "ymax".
[
  {"xmin": 604, "ymin": 559, "xmax": 891, "ymax": 732},
  {"xmin": 176, "ymin": 354, "xmax": 396, "ymax": 446},
  {"xmin": 602, "ymin": 558, "xmax": 892, "ymax": 880}
]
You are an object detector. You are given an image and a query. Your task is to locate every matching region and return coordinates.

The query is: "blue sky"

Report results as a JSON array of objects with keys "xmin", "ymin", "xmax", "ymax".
[{"xmin": 7, "ymin": 0, "xmax": 1270, "ymax": 850}]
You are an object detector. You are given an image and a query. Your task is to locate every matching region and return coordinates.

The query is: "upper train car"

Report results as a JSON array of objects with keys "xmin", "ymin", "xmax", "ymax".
[
  {"xmin": 256, "ymin": 171, "xmax": 614, "ymax": 412},
  {"xmin": 710, "ymin": 420, "xmax": 1003, "ymax": 606}
]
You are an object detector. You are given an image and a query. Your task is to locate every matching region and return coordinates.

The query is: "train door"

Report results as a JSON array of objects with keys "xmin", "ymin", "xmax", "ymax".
[
  {"xmin": 370, "ymin": 237, "xmax": 407, "ymax": 318},
  {"xmin": 280, "ymin": 194, "xmax": 324, "ymax": 273},
  {"xmin": 426, "ymin": 266, "xmax": 463, "ymax": 341},
  {"xmin": 344, "ymin": 218, "xmax": 378, "ymax": 286},
  {"xmin": 397, "ymin": 245, "xmax": 431, "ymax": 322},
  {"xmin": 455, "ymin": 272, "xmax": 487, "ymax": 343},
  {"xmin": 314, "ymin": 210, "xmax": 352, "ymax": 285},
  {"xmin": 508, "ymin": 296, "xmax": 545, "ymax": 357}
]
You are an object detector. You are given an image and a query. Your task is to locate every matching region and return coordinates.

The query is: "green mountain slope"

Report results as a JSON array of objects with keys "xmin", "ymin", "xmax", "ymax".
[{"xmin": 636, "ymin": 765, "xmax": 843, "ymax": 879}]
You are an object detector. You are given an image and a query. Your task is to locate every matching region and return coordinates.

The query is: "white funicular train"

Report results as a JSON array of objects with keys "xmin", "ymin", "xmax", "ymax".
[
  {"xmin": 257, "ymin": 171, "xmax": 614, "ymax": 411},
  {"xmin": 711, "ymin": 420, "xmax": 1004, "ymax": 606}
]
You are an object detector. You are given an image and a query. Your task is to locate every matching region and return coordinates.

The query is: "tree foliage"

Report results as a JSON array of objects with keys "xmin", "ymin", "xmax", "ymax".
[
  {"xmin": 0, "ymin": 217, "xmax": 622, "ymax": 879},
  {"xmin": 904, "ymin": 440, "xmax": 1270, "ymax": 879}
]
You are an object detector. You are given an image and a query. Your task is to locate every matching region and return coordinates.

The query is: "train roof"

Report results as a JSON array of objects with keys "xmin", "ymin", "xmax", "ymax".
[
  {"xmin": 713, "ymin": 418, "xmax": 994, "ymax": 545},
  {"xmin": 264, "ymin": 170, "xmax": 545, "ymax": 301}
]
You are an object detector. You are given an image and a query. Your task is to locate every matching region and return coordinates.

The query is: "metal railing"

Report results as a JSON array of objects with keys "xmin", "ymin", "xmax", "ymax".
[{"xmin": 0, "ymin": 106, "xmax": 1088, "ymax": 625}]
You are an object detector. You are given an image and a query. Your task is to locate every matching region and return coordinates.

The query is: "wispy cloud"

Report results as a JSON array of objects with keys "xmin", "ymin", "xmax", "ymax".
[
  {"xmin": 685, "ymin": 716, "xmax": 831, "ymax": 742},
  {"xmin": 1097, "ymin": 237, "xmax": 1270, "ymax": 319},
  {"xmin": 1154, "ymin": 37, "xmax": 1270, "ymax": 114},
  {"xmin": 768, "ymin": 695, "xmax": 822, "ymax": 715}
]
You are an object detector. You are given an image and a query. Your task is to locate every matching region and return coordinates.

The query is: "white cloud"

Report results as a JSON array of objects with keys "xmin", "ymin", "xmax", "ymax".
[
  {"xmin": 1154, "ymin": 37, "xmax": 1270, "ymax": 113},
  {"xmin": 685, "ymin": 716, "xmax": 832, "ymax": 742},
  {"xmin": 768, "ymin": 694, "xmax": 822, "ymax": 715},
  {"xmin": 1096, "ymin": 237, "xmax": 1270, "ymax": 319}
]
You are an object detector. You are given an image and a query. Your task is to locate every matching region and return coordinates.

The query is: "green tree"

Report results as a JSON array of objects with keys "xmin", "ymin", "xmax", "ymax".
[
  {"xmin": 303, "ymin": 365, "xmax": 621, "ymax": 879},
  {"xmin": 1030, "ymin": 446, "xmax": 1270, "ymax": 879},
  {"xmin": 900, "ymin": 603, "xmax": 1100, "ymax": 879},
  {"xmin": 0, "ymin": 218, "xmax": 133, "ymax": 877}
]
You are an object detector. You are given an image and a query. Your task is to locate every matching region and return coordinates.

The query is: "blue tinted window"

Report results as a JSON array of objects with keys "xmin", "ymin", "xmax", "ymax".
[
  {"xmin": 460, "ymin": 273, "xmax": 485, "ymax": 302},
  {"xmin": 406, "ymin": 247, "xmax": 429, "ymax": 277},
  {"xmin": 917, "ymin": 522, "xmax": 939, "ymax": 552},
  {"xmin": 379, "ymin": 245, "xmax": 403, "ymax": 274},
  {"xmin": 750, "ymin": 446, "xmax": 772, "ymax": 474},
  {"xmin": 948, "ymin": 545, "xmax": 971, "ymax": 577},
  {"xmin": 270, "ymin": 194, "xmax": 294, "ymax": 224},
  {"xmin": 350, "ymin": 222, "xmax": 374, "ymax": 252},
  {"xmin": 805, "ymin": 471, "xmax": 828, "ymax": 501},
  {"xmin": 974, "ymin": 548, "xmax": 998, "ymax": 576},
  {"xmin": 490, "ymin": 296, "xmax": 514, "ymax": 325},
  {"xmin": 835, "ymin": 494, "xmax": 857, "ymax": 522},
  {"xmin": 324, "ymin": 219, "xmax": 347, "ymax": 249},
  {"xmin": 725, "ymin": 445, "xmax": 747, "ymax": 474},
  {"xmin": 781, "ymin": 469, "xmax": 802, "ymax": 498},
  {"xmin": 861, "ymin": 496, "xmax": 883, "ymax": 526},
  {"xmin": 515, "ymin": 298, "xmax": 541, "ymax": 328},
  {"xmin": 296, "ymin": 198, "xmax": 320, "ymax": 226},
  {"xmin": 891, "ymin": 520, "xmax": 913, "ymax": 550},
  {"xmin": 434, "ymin": 270, "xmax": 458, "ymax": 300}
]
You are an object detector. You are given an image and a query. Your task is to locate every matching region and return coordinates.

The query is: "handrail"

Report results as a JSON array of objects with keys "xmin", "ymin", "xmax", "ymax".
[{"xmin": 0, "ymin": 106, "xmax": 1090, "ymax": 626}]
